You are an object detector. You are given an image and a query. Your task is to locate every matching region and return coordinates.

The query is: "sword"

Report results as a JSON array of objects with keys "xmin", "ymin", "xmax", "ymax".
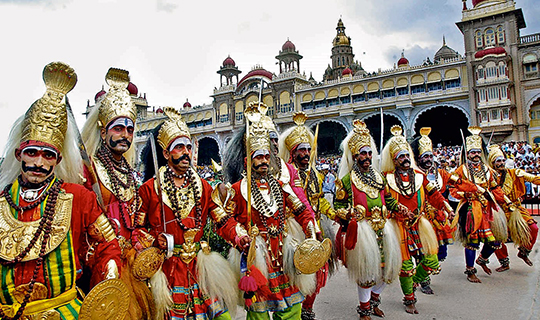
[
  {"xmin": 65, "ymin": 96, "xmax": 106, "ymax": 212},
  {"xmin": 149, "ymin": 133, "xmax": 167, "ymax": 234},
  {"xmin": 303, "ymin": 123, "xmax": 319, "ymax": 190},
  {"xmin": 487, "ymin": 129, "xmax": 495, "ymax": 147}
]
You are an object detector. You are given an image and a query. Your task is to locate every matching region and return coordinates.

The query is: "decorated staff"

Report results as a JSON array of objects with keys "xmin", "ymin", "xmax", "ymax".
[
  {"xmin": 136, "ymin": 108, "xmax": 249, "ymax": 319},
  {"xmin": 333, "ymin": 120, "xmax": 403, "ymax": 320},
  {"xmin": 380, "ymin": 125, "xmax": 453, "ymax": 315},
  {"xmin": 0, "ymin": 62, "xmax": 121, "ymax": 319},
  {"xmin": 488, "ymin": 144, "xmax": 539, "ymax": 271},
  {"xmin": 449, "ymin": 127, "xmax": 508, "ymax": 283},
  {"xmin": 224, "ymin": 105, "xmax": 328, "ymax": 320}
]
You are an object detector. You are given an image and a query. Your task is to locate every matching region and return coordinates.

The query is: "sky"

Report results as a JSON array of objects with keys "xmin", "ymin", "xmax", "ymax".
[{"xmin": 0, "ymin": 0, "xmax": 539, "ymax": 154}]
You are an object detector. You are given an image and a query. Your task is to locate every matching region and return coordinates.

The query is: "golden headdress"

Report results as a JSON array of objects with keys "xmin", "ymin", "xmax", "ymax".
[
  {"xmin": 157, "ymin": 107, "xmax": 191, "ymax": 150},
  {"xmin": 488, "ymin": 144, "xmax": 505, "ymax": 166},
  {"xmin": 284, "ymin": 112, "xmax": 311, "ymax": 151},
  {"xmin": 251, "ymin": 101, "xmax": 276, "ymax": 133},
  {"xmin": 418, "ymin": 127, "xmax": 433, "ymax": 156},
  {"xmin": 347, "ymin": 119, "xmax": 372, "ymax": 155},
  {"xmin": 465, "ymin": 126, "xmax": 483, "ymax": 152},
  {"xmin": 98, "ymin": 68, "xmax": 137, "ymax": 128},
  {"xmin": 245, "ymin": 105, "xmax": 270, "ymax": 154},
  {"xmin": 20, "ymin": 62, "xmax": 77, "ymax": 153},
  {"xmin": 388, "ymin": 125, "xmax": 409, "ymax": 159}
]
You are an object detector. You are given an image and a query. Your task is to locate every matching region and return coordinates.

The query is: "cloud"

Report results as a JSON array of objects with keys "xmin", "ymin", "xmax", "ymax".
[{"xmin": 156, "ymin": 0, "xmax": 177, "ymax": 12}]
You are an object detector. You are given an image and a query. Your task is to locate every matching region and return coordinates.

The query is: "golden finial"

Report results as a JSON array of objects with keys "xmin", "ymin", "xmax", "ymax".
[
  {"xmin": 390, "ymin": 125, "xmax": 403, "ymax": 136},
  {"xmin": 292, "ymin": 112, "xmax": 307, "ymax": 126},
  {"xmin": 420, "ymin": 127, "xmax": 431, "ymax": 137},
  {"xmin": 468, "ymin": 126, "xmax": 482, "ymax": 135}
]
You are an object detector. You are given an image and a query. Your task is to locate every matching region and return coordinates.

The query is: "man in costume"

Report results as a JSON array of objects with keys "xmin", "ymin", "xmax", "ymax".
[
  {"xmin": 411, "ymin": 128, "xmax": 477, "ymax": 294},
  {"xmin": 0, "ymin": 62, "xmax": 121, "ymax": 319},
  {"xmin": 380, "ymin": 125, "xmax": 452, "ymax": 314},
  {"xmin": 449, "ymin": 127, "xmax": 508, "ymax": 283},
  {"xmin": 225, "ymin": 106, "xmax": 321, "ymax": 320},
  {"xmin": 333, "ymin": 120, "xmax": 402, "ymax": 320},
  {"xmin": 278, "ymin": 112, "xmax": 335, "ymax": 320},
  {"xmin": 137, "ymin": 108, "xmax": 249, "ymax": 319},
  {"xmin": 488, "ymin": 144, "xmax": 539, "ymax": 271},
  {"xmin": 81, "ymin": 68, "xmax": 155, "ymax": 318}
]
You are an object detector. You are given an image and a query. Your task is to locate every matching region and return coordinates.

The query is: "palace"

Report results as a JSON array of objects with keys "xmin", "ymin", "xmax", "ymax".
[{"xmin": 85, "ymin": 0, "xmax": 540, "ymax": 166}]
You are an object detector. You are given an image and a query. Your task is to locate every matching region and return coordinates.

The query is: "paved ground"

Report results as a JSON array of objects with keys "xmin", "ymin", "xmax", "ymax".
[{"xmin": 233, "ymin": 243, "xmax": 540, "ymax": 320}]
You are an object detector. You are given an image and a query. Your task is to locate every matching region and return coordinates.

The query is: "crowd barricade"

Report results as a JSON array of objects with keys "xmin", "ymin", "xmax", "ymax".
[{"xmin": 522, "ymin": 197, "xmax": 540, "ymax": 216}]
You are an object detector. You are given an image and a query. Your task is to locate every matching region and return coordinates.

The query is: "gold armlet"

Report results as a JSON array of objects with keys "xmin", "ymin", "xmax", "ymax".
[
  {"xmin": 515, "ymin": 169, "xmax": 526, "ymax": 178},
  {"xmin": 425, "ymin": 181, "xmax": 437, "ymax": 194},
  {"xmin": 90, "ymin": 214, "xmax": 116, "ymax": 243},
  {"xmin": 449, "ymin": 173, "xmax": 460, "ymax": 185},
  {"xmin": 335, "ymin": 179, "xmax": 347, "ymax": 201},
  {"xmin": 288, "ymin": 193, "xmax": 305, "ymax": 211},
  {"xmin": 134, "ymin": 211, "xmax": 146, "ymax": 227},
  {"xmin": 211, "ymin": 206, "xmax": 229, "ymax": 224}
]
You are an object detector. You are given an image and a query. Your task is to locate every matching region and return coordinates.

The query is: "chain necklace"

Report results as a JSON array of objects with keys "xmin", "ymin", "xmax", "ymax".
[
  {"xmin": 298, "ymin": 167, "xmax": 320, "ymax": 201},
  {"xmin": 250, "ymin": 174, "xmax": 285, "ymax": 237},
  {"xmin": 0, "ymin": 177, "xmax": 62, "ymax": 320},
  {"xmin": 395, "ymin": 168, "xmax": 416, "ymax": 199},
  {"xmin": 425, "ymin": 166, "xmax": 441, "ymax": 190},
  {"xmin": 467, "ymin": 161, "xmax": 488, "ymax": 184},
  {"xmin": 163, "ymin": 167, "xmax": 203, "ymax": 230},
  {"xmin": 96, "ymin": 145, "xmax": 140, "ymax": 230},
  {"xmin": 353, "ymin": 164, "xmax": 385, "ymax": 190}
]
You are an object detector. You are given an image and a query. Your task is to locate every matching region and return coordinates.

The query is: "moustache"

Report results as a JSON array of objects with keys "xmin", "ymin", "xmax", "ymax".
[
  {"xmin": 22, "ymin": 162, "xmax": 53, "ymax": 175},
  {"xmin": 171, "ymin": 154, "xmax": 191, "ymax": 165},
  {"xmin": 400, "ymin": 159, "xmax": 411, "ymax": 166},
  {"xmin": 297, "ymin": 155, "xmax": 310, "ymax": 162},
  {"xmin": 358, "ymin": 158, "xmax": 371, "ymax": 166},
  {"xmin": 254, "ymin": 163, "xmax": 269, "ymax": 170},
  {"xmin": 109, "ymin": 137, "xmax": 132, "ymax": 148}
]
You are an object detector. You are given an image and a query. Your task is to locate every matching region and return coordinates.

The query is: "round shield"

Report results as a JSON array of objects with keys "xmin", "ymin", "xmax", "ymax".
[
  {"xmin": 294, "ymin": 238, "xmax": 332, "ymax": 274},
  {"xmin": 132, "ymin": 246, "xmax": 165, "ymax": 281},
  {"xmin": 79, "ymin": 279, "xmax": 129, "ymax": 320}
]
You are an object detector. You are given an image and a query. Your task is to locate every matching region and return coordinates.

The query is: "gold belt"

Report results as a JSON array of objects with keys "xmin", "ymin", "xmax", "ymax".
[{"xmin": 0, "ymin": 287, "xmax": 77, "ymax": 318}]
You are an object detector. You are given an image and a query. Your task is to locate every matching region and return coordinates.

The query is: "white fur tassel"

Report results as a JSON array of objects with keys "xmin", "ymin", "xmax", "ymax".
[
  {"xmin": 149, "ymin": 268, "xmax": 173, "ymax": 320},
  {"xmin": 197, "ymin": 250, "xmax": 239, "ymax": 318},
  {"xmin": 287, "ymin": 217, "xmax": 305, "ymax": 242},
  {"xmin": 508, "ymin": 207, "xmax": 531, "ymax": 248},
  {"xmin": 227, "ymin": 248, "xmax": 244, "ymax": 306},
  {"xmin": 418, "ymin": 216, "xmax": 439, "ymax": 255},
  {"xmin": 382, "ymin": 219, "xmax": 402, "ymax": 283},
  {"xmin": 490, "ymin": 204, "xmax": 509, "ymax": 243},
  {"xmin": 345, "ymin": 220, "xmax": 380, "ymax": 285},
  {"xmin": 282, "ymin": 234, "xmax": 316, "ymax": 296}
]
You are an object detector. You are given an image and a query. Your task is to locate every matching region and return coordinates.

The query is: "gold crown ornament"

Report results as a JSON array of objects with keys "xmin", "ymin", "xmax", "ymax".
[
  {"xmin": 157, "ymin": 107, "xmax": 191, "ymax": 150},
  {"xmin": 97, "ymin": 68, "xmax": 137, "ymax": 128},
  {"xmin": 488, "ymin": 144, "xmax": 505, "ymax": 166},
  {"xmin": 284, "ymin": 112, "xmax": 311, "ymax": 151},
  {"xmin": 465, "ymin": 126, "xmax": 483, "ymax": 152},
  {"xmin": 245, "ymin": 104, "xmax": 270, "ymax": 154},
  {"xmin": 388, "ymin": 125, "xmax": 410, "ymax": 159},
  {"xmin": 418, "ymin": 127, "xmax": 433, "ymax": 156},
  {"xmin": 20, "ymin": 62, "xmax": 78, "ymax": 153},
  {"xmin": 347, "ymin": 119, "xmax": 372, "ymax": 155}
]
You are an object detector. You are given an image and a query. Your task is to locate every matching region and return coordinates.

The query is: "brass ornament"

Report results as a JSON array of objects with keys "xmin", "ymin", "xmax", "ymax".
[
  {"xmin": 79, "ymin": 279, "xmax": 129, "ymax": 320},
  {"xmin": 348, "ymin": 120, "xmax": 372, "ymax": 155},
  {"xmin": 418, "ymin": 127, "xmax": 433, "ymax": 156},
  {"xmin": 284, "ymin": 112, "xmax": 312, "ymax": 151},
  {"xmin": 157, "ymin": 107, "xmax": 191, "ymax": 150},
  {"xmin": 244, "ymin": 104, "xmax": 270, "ymax": 154},
  {"xmin": 98, "ymin": 68, "xmax": 136, "ymax": 128},
  {"xmin": 0, "ymin": 192, "xmax": 72, "ymax": 262},
  {"xmin": 488, "ymin": 144, "xmax": 505, "ymax": 166},
  {"xmin": 388, "ymin": 125, "xmax": 410, "ymax": 159},
  {"xmin": 132, "ymin": 247, "xmax": 165, "ymax": 280},
  {"xmin": 367, "ymin": 206, "xmax": 386, "ymax": 232},
  {"xmin": 20, "ymin": 62, "xmax": 77, "ymax": 153},
  {"xmin": 293, "ymin": 238, "xmax": 332, "ymax": 274},
  {"xmin": 466, "ymin": 126, "xmax": 483, "ymax": 152},
  {"xmin": 94, "ymin": 159, "xmax": 135, "ymax": 201},
  {"xmin": 13, "ymin": 282, "xmax": 48, "ymax": 303},
  {"xmin": 176, "ymin": 228, "xmax": 200, "ymax": 264}
]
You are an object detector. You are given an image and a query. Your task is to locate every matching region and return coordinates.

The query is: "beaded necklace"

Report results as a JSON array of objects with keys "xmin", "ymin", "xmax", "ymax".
[
  {"xmin": 395, "ymin": 168, "xmax": 416, "ymax": 199},
  {"xmin": 96, "ymin": 145, "xmax": 140, "ymax": 230},
  {"xmin": 163, "ymin": 166, "xmax": 203, "ymax": 230},
  {"xmin": 250, "ymin": 174, "xmax": 284, "ymax": 237},
  {"xmin": 353, "ymin": 164, "xmax": 385, "ymax": 190},
  {"xmin": 0, "ymin": 177, "xmax": 62, "ymax": 320},
  {"xmin": 467, "ymin": 161, "xmax": 488, "ymax": 184}
]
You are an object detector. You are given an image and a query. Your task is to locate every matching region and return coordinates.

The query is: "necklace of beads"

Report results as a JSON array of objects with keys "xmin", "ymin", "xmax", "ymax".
[
  {"xmin": 395, "ymin": 168, "xmax": 416, "ymax": 199},
  {"xmin": 163, "ymin": 167, "xmax": 202, "ymax": 230},
  {"xmin": 0, "ymin": 177, "xmax": 62, "ymax": 320},
  {"xmin": 353, "ymin": 164, "xmax": 385, "ymax": 190},
  {"xmin": 467, "ymin": 161, "xmax": 488, "ymax": 184},
  {"xmin": 298, "ymin": 168, "xmax": 320, "ymax": 200},
  {"xmin": 97, "ymin": 145, "xmax": 140, "ymax": 231},
  {"xmin": 250, "ymin": 175, "xmax": 284, "ymax": 238}
]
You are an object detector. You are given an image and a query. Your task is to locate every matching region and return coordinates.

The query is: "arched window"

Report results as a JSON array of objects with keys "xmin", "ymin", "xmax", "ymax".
[
  {"xmin": 497, "ymin": 26, "xmax": 505, "ymax": 44},
  {"xmin": 498, "ymin": 62, "xmax": 507, "ymax": 78},
  {"xmin": 476, "ymin": 30, "xmax": 483, "ymax": 49},
  {"xmin": 485, "ymin": 29, "xmax": 495, "ymax": 46}
]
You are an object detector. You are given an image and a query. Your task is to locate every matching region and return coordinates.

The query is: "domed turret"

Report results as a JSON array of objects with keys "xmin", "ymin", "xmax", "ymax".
[
  {"xmin": 342, "ymin": 67, "xmax": 352, "ymax": 76},
  {"xmin": 333, "ymin": 19, "xmax": 351, "ymax": 46},
  {"xmin": 397, "ymin": 51, "xmax": 409, "ymax": 67},
  {"xmin": 95, "ymin": 85, "xmax": 106, "ymax": 102},
  {"xmin": 223, "ymin": 55, "xmax": 236, "ymax": 67},
  {"xmin": 127, "ymin": 82, "xmax": 138, "ymax": 96},
  {"xmin": 434, "ymin": 36, "xmax": 459, "ymax": 63},
  {"xmin": 183, "ymin": 99, "xmax": 192, "ymax": 109},
  {"xmin": 282, "ymin": 39, "xmax": 296, "ymax": 51}
]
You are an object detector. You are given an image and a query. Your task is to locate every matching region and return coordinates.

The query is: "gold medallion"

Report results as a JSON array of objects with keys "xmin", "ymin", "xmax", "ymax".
[
  {"xmin": 79, "ymin": 279, "xmax": 129, "ymax": 320},
  {"xmin": 132, "ymin": 247, "xmax": 165, "ymax": 281},
  {"xmin": 293, "ymin": 238, "xmax": 332, "ymax": 274}
]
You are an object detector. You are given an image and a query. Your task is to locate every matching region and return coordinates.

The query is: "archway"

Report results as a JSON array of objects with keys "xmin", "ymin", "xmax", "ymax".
[
  {"xmin": 363, "ymin": 113, "xmax": 403, "ymax": 151},
  {"xmin": 413, "ymin": 106, "xmax": 469, "ymax": 146},
  {"xmin": 311, "ymin": 121, "xmax": 347, "ymax": 156},
  {"xmin": 197, "ymin": 137, "xmax": 220, "ymax": 166}
]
